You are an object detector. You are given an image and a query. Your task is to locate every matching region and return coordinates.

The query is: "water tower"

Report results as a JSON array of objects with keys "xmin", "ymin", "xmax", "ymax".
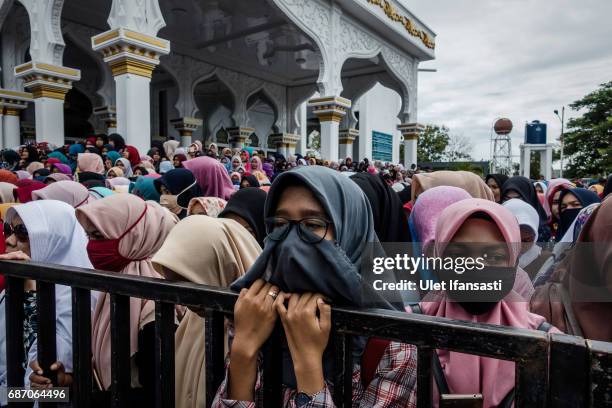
[{"xmin": 490, "ymin": 118, "xmax": 513, "ymax": 175}]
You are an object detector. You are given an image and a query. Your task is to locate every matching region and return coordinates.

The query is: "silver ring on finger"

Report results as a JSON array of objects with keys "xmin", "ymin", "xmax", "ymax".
[{"xmin": 268, "ymin": 290, "xmax": 278, "ymax": 300}]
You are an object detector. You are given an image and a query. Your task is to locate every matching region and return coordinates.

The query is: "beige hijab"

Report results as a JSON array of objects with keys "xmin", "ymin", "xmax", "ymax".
[
  {"xmin": 76, "ymin": 194, "xmax": 177, "ymax": 390},
  {"xmin": 0, "ymin": 182, "xmax": 16, "ymax": 203},
  {"xmin": 152, "ymin": 216, "xmax": 261, "ymax": 408},
  {"xmin": 412, "ymin": 170, "xmax": 495, "ymax": 201}
]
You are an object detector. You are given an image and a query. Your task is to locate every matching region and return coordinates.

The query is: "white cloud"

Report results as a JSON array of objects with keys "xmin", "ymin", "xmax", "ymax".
[{"xmin": 402, "ymin": 0, "xmax": 612, "ymax": 161}]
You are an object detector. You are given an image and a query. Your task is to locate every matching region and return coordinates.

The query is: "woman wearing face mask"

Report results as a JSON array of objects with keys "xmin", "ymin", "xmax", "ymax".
[
  {"xmin": 543, "ymin": 179, "xmax": 574, "ymax": 240},
  {"xmin": 154, "ymin": 169, "xmax": 202, "ymax": 219},
  {"xmin": 218, "ymin": 187, "xmax": 267, "ymax": 247},
  {"xmin": 151, "ymin": 216, "xmax": 261, "ymax": 408},
  {"xmin": 75, "ymin": 194, "xmax": 177, "ymax": 405},
  {"xmin": 413, "ymin": 198, "xmax": 558, "ymax": 408},
  {"xmin": 501, "ymin": 176, "xmax": 551, "ymax": 242},
  {"xmin": 556, "ymin": 188, "xmax": 601, "ymax": 239},
  {"xmin": 213, "ymin": 166, "xmax": 417, "ymax": 408},
  {"xmin": 0, "ymin": 200, "xmax": 94, "ymax": 402},
  {"xmin": 503, "ymin": 198, "xmax": 551, "ymax": 279}
]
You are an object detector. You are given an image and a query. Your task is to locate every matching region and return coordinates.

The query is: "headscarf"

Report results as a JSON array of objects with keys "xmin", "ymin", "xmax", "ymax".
[
  {"xmin": 159, "ymin": 160, "xmax": 174, "ymax": 174},
  {"xmin": 240, "ymin": 150, "xmax": 251, "ymax": 173},
  {"xmin": 556, "ymin": 188, "xmax": 601, "ymax": 238},
  {"xmin": 68, "ymin": 143, "xmax": 85, "ymax": 157},
  {"xmin": 108, "ymin": 133, "xmax": 126, "ymax": 151},
  {"xmin": 0, "ymin": 170, "xmax": 18, "ymax": 184},
  {"xmin": 0, "ymin": 182, "xmax": 16, "ymax": 203},
  {"xmin": 51, "ymin": 163, "xmax": 72, "ymax": 175},
  {"xmin": 47, "ymin": 151, "xmax": 69, "ymax": 165},
  {"xmin": 77, "ymin": 153, "xmax": 105, "ymax": 174},
  {"xmin": 534, "ymin": 181, "xmax": 548, "ymax": 194},
  {"xmin": 173, "ymin": 153, "xmax": 187, "ymax": 168},
  {"xmin": 186, "ymin": 197, "xmax": 226, "ymax": 217},
  {"xmin": 531, "ymin": 197, "xmax": 612, "ymax": 341},
  {"xmin": 544, "ymin": 178, "xmax": 574, "ymax": 221},
  {"xmin": 350, "ymin": 173, "xmax": 410, "ymax": 243},
  {"xmin": 219, "ymin": 187, "xmax": 267, "ymax": 247},
  {"xmin": 45, "ymin": 173, "xmax": 73, "ymax": 184},
  {"xmin": 32, "ymin": 180, "xmax": 90, "ymax": 208},
  {"xmin": 230, "ymin": 155, "xmax": 243, "ymax": 172},
  {"xmin": 484, "ymin": 174, "xmax": 509, "ymax": 203},
  {"xmin": 262, "ymin": 162, "xmax": 274, "ymax": 179},
  {"xmin": 88, "ymin": 187, "xmax": 115, "ymax": 200},
  {"xmin": 183, "ymin": 156, "xmax": 235, "ymax": 201},
  {"xmin": 106, "ymin": 166, "xmax": 124, "ymax": 178},
  {"xmin": 503, "ymin": 198, "xmax": 541, "ymax": 269},
  {"xmin": 14, "ymin": 179, "xmax": 46, "ymax": 203},
  {"xmin": 105, "ymin": 151, "xmax": 122, "ymax": 167},
  {"xmin": 75, "ymin": 172, "xmax": 105, "ymax": 185},
  {"xmin": 240, "ymin": 174, "xmax": 260, "ymax": 188},
  {"xmin": 163, "ymin": 140, "xmax": 180, "ymax": 160},
  {"xmin": 76, "ymin": 195, "xmax": 177, "ymax": 390},
  {"xmin": 114, "ymin": 157, "xmax": 133, "ymax": 178},
  {"xmin": 25, "ymin": 161, "xmax": 44, "ymax": 175},
  {"xmin": 412, "ymin": 171, "xmax": 494, "ymax": 201},
  {"xmin": 154, "ymin": 168, "xmax": 202, "ymax": 208},
  {"xmin": 501, "ymin": 176, "xmax": 548, "ymax": 224},
  {"xmin": 6, "ymin": 200, "xmax": 93, "ymax": 380},
  {"xmin": 419, "ymin": 198, "xmax": 553, "ymax": 408},
  {"xmin": 15, "ymin": 170, "xmax": 32, "ymax": 180},
  {"xmin": 123, "ymin": 146, "xmax": 140, "ymax": 168},
  {"xmin": 130, "ymin": 176, "xmax": 161, "ymax": 202},
  {"xmin": 151, "ymin": 216, "xmax": 260, "ymax": 408},
  {"xmin": 1, "ymin": 149, "xmax": 20, "ymax": 169},
  {"xmin": 105, "ymin": 177, "xmax": 131, "ymax": 193}
]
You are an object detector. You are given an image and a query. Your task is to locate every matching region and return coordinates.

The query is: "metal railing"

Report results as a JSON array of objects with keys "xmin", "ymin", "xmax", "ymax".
[{"xmin": 2, "ymin": 260, "xmax": 611, "ymax": 408}]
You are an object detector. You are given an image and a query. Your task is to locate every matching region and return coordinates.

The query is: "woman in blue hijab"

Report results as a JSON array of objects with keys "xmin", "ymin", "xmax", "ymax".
[{"xmin": 214, "ymin": 166, "xmax": 417, "ymax": 407}]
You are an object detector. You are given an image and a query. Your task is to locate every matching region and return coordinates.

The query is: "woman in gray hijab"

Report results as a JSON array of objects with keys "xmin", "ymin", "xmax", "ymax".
[{"xmin": 213, "ymin": 166, "xmax": 417, "ymax": 407}]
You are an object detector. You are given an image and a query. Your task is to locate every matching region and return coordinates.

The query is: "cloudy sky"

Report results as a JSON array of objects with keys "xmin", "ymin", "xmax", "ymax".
[{"xmin": 402, "ymin": 0, "xmax": 612, "ymax": 161}]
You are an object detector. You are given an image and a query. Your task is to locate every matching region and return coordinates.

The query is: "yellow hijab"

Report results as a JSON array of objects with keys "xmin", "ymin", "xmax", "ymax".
[{"xmin": 151, "ymin": 215, "xmax": 261, "ymax": 408}]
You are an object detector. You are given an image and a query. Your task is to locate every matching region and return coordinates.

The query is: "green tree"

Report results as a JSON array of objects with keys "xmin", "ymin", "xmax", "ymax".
[
  {"xmin": 417, "ymin": 124, "xmax": 450, "ymax": 163},
  {"xmin": 562, "ymin": 81, "xmax": 612, "ymax": 177}
]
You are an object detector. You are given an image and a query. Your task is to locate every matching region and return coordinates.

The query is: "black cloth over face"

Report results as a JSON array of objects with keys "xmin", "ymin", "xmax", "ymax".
[
  {"xmin": 501, "ymin": 176, "xmax": 548, "ymax": 224},
  {"xmin": 350, "ymin": 172, "xmax": 411, "ymax": 243},
  {"xmin": 76, "ymin": 171, "xmax": 105, "ymax": 184},
  {"xmin": 241, "ymin": 174, "xmax": 260, "ymax": 188},
  {"xmin": 219, "ymin": 187, "xmax": 267, "ymax": 248}
]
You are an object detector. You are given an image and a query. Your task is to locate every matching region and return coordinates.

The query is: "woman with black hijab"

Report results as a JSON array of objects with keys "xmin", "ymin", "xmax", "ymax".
[
  {"xmin": 556, "ymin": 188, "xmax": 601, "ymax": 239},
  {"xmin": 485, "ymin": 174, "xmax": 509, "ymax": 203},
  {"xmin": 219, "ymin": 187, "xmax": 267, "ymax": 247},
  {"xmin": 213, "ymin": 166, "xmax": 416, "ymax": 407},
  {"xmin": 350, "ymin": 172, "xmax": 410, "ymax": 243},
  {"xmin": 154, "ymin": 168, "xmax": 202, "ymax": 219},
  {"xmin": 240, "ymin": 174, "xmax": 260, "ymax": 188},
  {"xmin": 501, "ymin": 176, "xmax": 551, "ymax": 242},
  {"xmin": 108, "ymin": 133, "xmax": 126, "ymax": 152},
  {"xmin": 1, "ymin": 149, "xmax": 21, "ymax": 170}
]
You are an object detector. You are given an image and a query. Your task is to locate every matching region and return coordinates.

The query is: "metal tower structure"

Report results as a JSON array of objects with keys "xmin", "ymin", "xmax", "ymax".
[{"xmin": 489, "ymin": 118, "xmax": 513, "ymax": 175}]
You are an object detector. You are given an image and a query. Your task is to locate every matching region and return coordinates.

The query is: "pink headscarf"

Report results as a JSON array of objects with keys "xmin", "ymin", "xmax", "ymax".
[
  {"xmin": 45, "ymin": 173, "xmax": 73, "ymax": 183},
  {"xmin": 417, "ymin": 198, "xmax": 551, "ymax": 407},
  {"xmin": 76, "ymin": 194, "xmax": 177, "ymax": 390},
  {"xmin": 32, "ymin": 180, "xmax": 90, "ymax": 208},
  {"xmin": 250, "ymin": 156, "xmax": 263, "ymax": 172},
  {"xmin": 15, "ymin": 170, "xmax": 32, "ymax": 180},
  {"xmin": 544, "ymin": 178, "xmax": 574, "ymax": 221},
  {"xmin": 411, "ymin": 186, "xmax": 471, "ymax": 252},
  {"xmin": 26, "ymin": 161, "xmax": 44, "ymax": 175},
  {"xmin": 77, "ymin": 153, "xmax": 105, "ymax": 174},
  {"xmin": 183, "ymin": 156, "xmax": 235, "ymax": 200}
]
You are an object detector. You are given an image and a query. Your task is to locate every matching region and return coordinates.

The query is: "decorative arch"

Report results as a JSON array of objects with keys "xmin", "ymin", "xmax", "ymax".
[{"xmin": 245, "ymin": 87, "xmax": 280, "ymax": 133}]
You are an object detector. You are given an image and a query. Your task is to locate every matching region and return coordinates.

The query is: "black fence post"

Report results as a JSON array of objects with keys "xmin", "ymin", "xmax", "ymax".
[
  {"xmin": 515, "ymin": 338, "xmax": 549, "ymax": 407},
  {"xmin": 416, "ymin": 346, "xmax": 433, "ymax": 408},
  {"xmin": 204, "ymin": 310, "xmax": 225, "ymax": 407},
  {"xmin": 549, "ymin": 333, "xmax": 589, "ymax": 407},
  {"xmin": 110, "ymin": 294, "xmax": 131, "ymax": 408},
  {"xmin": 36, "ymin": 280, "xmax": 58, "ymax": 401},
  {"xmin": 261, "ymin": 323, "xmax": 283, "ymax": 408},
  {"xmin": 588, "ymin": 339, "xmax": 612, "ymax": 407},
  {"xmin": 72, "ymin": 287, "xmax": 93, "ymax": 408},
  {"xmin": 154, "ymin": 301, "xmax": 175, "ymax": 408},
  {"xmin": 5, "ymin": 276, "xmax": 26, "ymax": 408}
]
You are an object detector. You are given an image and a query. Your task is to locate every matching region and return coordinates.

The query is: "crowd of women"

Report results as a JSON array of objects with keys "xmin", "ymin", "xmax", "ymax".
[{"xmin": 0, "ymin": 134, "xmax": 610, "ymax": 407}]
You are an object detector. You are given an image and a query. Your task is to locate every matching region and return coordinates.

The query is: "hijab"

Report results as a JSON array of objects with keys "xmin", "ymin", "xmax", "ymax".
[
  {"xmin": 186, "ymin": 197, "xmax": 226, "ymax": 217},
  {"xmin": 503, "ymin": 198, "xmax": 542, "ymax": 269},
  {"xmin": 0, "ymin": 182, "xmax": 16, "ymax": 204},
  {"xmin": 350, "ymin": 173, "xmax": 410, "ymax": 243},
  {"xmin": 114, "ymin": 157, "xmax": 133, "ymax": 178},
  {"xmin": 159, "ymin": 160, "xmax": 174, "ymax": 174},
  {"xmin": 106, "ymin": 151, "xmax": 122, "ymax": 167},
  {"xmin": 151, "ymin": 216, "xmax": 260, "ymax": 408},
  {"xmin": 48, "ymin": 151, "xmax": 70, "ymax": 165},
  {"xmin": 14, "ymin": 179, "xmax": 46, "ymax": 203},
  {"xmin": 485, "ymin": 174, "xmax": 509, "ymax": 203},
  {"xmin": 163, "ymin": 140, "xmax": 180, "ymax": 160},
  {"xmin": 183, "ymin": 156, "xmax": 235, "ymax": 201},
  {"xmin": 130, "ymin": 176, "xmax": 161, "ymax": 202},
  {"xmin": 0, "ymin": 170, "xmax": 18, "ymax": 184},
  {"xmin": 556, "ymin": 188, "xmax": 601, "ymax": 238},
  {"xmin": 88, "ymin": 186, "xmax": 115, "ymax": 200},
  {"xmin": 32, "ymin": 180, "xmax": 90, "ymax": 208},
  {"xmin": 534, "ymin": 181, "xmax": 548, "ymax": 194},
  {"xmin": 25, "ymin": 161, "xmax": 44, "ymax": 175},
  {"xmin": 154, "ymin": 168, "xmax": 202, "ymax": 208},
  {"xmin": 419, "ymin": 198, "xmax": 554, "ymax": 408},
  {"xmin": 77, "ymin": 153, "xmax": 104, "ymax": 175},
  {"xmin": 1, "ymin": 149, "xmax": 20, "ymax": 169},
  {"xmin": 45, "ymin": 173, "xmax": 73, "ymax": 184},
  {"xmin": 51, "ymin": 163, "xmax": 73, "ymax": 175},
  {"xmin": 240, "ymin": 174, "xmax": 260, "ymax": 188},
  {"xmin": 15, "ymin": 170, "xmax": 32, "ymax": 180},
  {"xmin": 219, "ymin": 187, "xmax": 267, "ymax": 247},
  {"xmin": 123, "ymin": 146, "xmax": 141, "ymax": 168},
  {"xmin": 105, "ymin": 177, "xmax": 131, "ymax": 193},
  {"xmin": 230, "ymin": 155, "xmax": 243, "ymax": 172},
  {"xmin": 108, "ymin": 133, "xmax": 126, "ymax": 151},
  {"xmin": 412, "ymin": 171, "xmax": 494, "ymax": 201},
  {"xmin": 76, "ymin": 194, "xmax": 177, "ymax": 390},
  {"xmin": 544, "ymin": 178, "xmax": 574, "ymax": 221},
  {"xmin": 501, "ymin": 176, "xmax": 548, "ymax": 224}
]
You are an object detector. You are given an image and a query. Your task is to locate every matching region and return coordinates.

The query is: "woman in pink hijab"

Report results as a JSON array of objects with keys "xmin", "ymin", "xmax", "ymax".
[
  {"xmin": 411, "ymin": 171, "xmax": 495, "ymax": 201},
  {"xmin": 77, "ymin": 153, "xmax": 105, "ymax": 174},
  {"xmin": 414, "ymin": 198, "xmax": 557, "ymax": 407},
  {"xmin": 32, "ymin": 180, "xmax": 90, "ymax": 208},
  {"xmin": 182, "ymin": 156, "xmax": 235, "ymax": 200},
  {"xmin": 76, "ymin": 194, "xmax": 177, "ymax": 402}
]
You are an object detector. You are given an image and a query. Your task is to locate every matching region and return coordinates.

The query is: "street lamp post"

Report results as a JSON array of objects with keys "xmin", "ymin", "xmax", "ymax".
[{"xmin": 554, "ymin": 107, "xmax": 565, "ymax": 178}]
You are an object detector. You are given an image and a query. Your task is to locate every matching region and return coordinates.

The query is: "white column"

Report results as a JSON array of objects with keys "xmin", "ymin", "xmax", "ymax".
[
  {"xmin": 4, "ymin": 114, "xmax": 21, "ymax": 147},
  {"xmin": 403, "ymin": 139, "xmax": 417, "ymax": 169},
  {"xmin": 115, "ymin": 74, "xmax": 152, "ymax": 153},
  {"xmin": 170, "ymin": 117, "xmax": 203, "ymax": 148},
  {"xmin": 522, "ymin": 145, "xmax": 531, "ymax": 178},
  {"xmin": 339, "ymin": 128, "xmax": 358, "ymax": 162},
  {"xmin": 0, "ymin": 112, "xmax": 3, "ymax": 148},
  {"xmin": 0, "ymin": 90, "xmax": 33, "ymax": 148},
  {"xmin": 398, "ymin": 123, "xmax": 424, "ymax": 169},
  {"xmin": 539, "ymin": 150, "xmax": 546, "ymax": 178},
  {"xmin": 545, "ymin": 144, "xmax": 553, "ymax": 180},
  {"xmin": 34, "ymin": 98, "xmax": 65, "ymax": 147},
  {"xmin": 296, "ymin": 102, "xmax": 308, "ymax": 155},
  {"xmin": 308, "ymin": 96, "xmax": 351, "ymax": 162}
]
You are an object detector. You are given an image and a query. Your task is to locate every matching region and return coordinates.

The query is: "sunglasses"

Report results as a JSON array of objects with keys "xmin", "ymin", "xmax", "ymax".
[{"xmin": 4, "ymin": 222, "xmax": 29, "ymax": 242}]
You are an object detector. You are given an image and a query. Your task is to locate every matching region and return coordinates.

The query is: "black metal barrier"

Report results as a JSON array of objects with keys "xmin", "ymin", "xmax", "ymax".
[{"xmin": 2, "ymin": 260, "xmax": 611, "ymax": 407}]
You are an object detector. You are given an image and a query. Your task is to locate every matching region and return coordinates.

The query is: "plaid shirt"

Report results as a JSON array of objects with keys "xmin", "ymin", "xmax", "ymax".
[{"xmin": 212, "ymin": 341, "xmax": 417, "ymax": 408}]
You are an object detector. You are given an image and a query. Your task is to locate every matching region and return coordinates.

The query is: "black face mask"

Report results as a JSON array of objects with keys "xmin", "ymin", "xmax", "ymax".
[{"xmin": 558, "ymin": 208, "xmax": 582, "ymax": 239}]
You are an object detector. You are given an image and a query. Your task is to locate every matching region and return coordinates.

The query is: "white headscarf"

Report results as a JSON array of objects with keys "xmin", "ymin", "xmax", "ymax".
[
  {"xmin": 503, "ymin": 198, "xmax": 541, "ymax": 268},
  {"xmin": 4, "ymin": 200, "xmax": 94, "ymax": 386}
]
